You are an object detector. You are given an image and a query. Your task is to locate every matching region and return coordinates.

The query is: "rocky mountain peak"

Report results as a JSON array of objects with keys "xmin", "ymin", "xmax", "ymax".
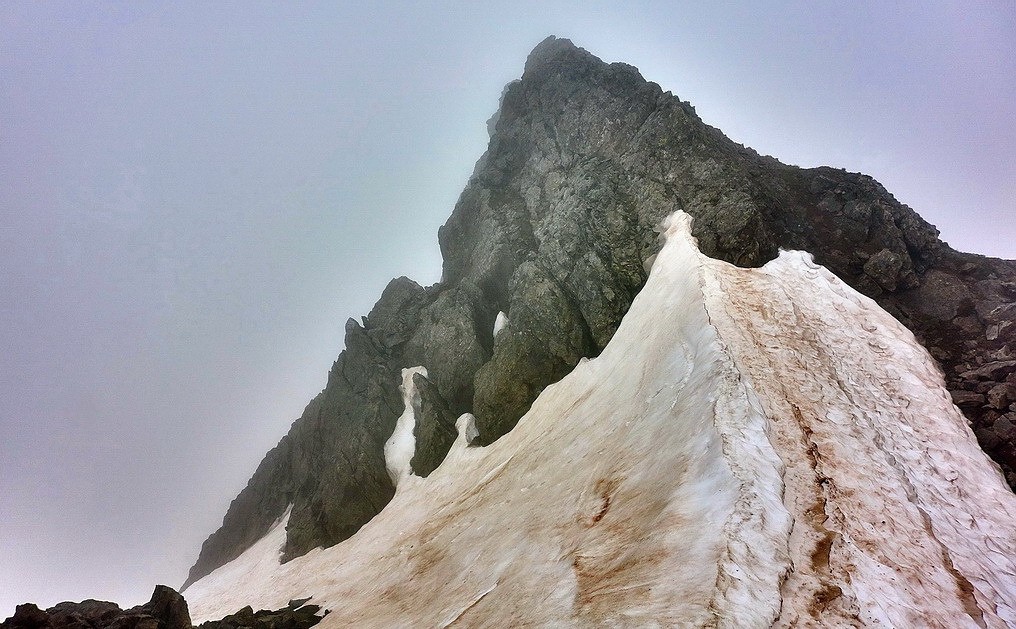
[
  {"xmin": 524, "ymin": 36, "xmax": 592, "ymax": 72},
  {"xmin": 183, "ymin": 37, "xmax": 1016, "ymax": 591}
]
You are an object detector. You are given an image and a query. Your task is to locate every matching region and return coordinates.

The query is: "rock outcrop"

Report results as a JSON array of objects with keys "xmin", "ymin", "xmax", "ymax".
[
  {"xmin": 1, "ymin": 586, "xmax": 190, "ymax": 629},
  {"xmin": 0, "ymin": 589, "xmax": 322, "ymax": 629},
  {"xmin": 195, "ymin": 600, "xmax": 323, "ymax": 629},
  {"xmin": 184, "ymin": 36, "xmax": 1016, "ymax": 587}
]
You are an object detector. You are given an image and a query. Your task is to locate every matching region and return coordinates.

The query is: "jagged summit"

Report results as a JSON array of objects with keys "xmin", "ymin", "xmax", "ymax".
[
  {"xmin": 183, "ymin": 37, "xmax": 1016, "ymax": 595},
  {"xmin": 523, "ymin": 36, "xmax": 605, "ymax": 75},
  {"xmin": 523, "ymin": 36, "xmax": 658, "ymax": 92}
]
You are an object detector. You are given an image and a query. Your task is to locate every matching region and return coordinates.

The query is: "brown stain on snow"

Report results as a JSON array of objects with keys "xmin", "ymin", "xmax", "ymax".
[
  {"xmin": 587, "ymin": 477, "xmax": 619, "ymax": 526},
  {"xmin": 569, "ymin": 465, "xmax": 688, "ymax": 622}
]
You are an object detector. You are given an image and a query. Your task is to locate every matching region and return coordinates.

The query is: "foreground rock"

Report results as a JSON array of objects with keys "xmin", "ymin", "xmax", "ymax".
[
  {"xmin": 1, "ymin": 586, "xmax": 189, "ymax": 629},
  {"xmin": 195, "ymin": 600, "xmax": 323, "ymax": 629},
  {"xmin": 184, "ymin": 36, "xmax": 1016, "ymax": 588},
  {"xmin": 1, "ymin": 588, "xmax": 322, "ymax": 629}
]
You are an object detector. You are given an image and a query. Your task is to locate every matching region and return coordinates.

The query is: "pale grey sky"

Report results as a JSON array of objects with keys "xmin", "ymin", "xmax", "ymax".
[{"xmin": 1, "ymin": 1, "xmax": 1013, "ymax": 614}]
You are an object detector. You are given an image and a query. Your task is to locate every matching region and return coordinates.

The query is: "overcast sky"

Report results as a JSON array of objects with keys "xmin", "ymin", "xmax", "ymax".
[{"xmin": 2, "ymin": 1, "xmax": 1013, "ymax": 615}]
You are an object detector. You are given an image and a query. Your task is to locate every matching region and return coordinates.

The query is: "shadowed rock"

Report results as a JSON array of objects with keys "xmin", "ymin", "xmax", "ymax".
[
  {"xmin": 2, "ymin": 589, "xmax": 323, "ymax": 629},
  {"xmin": 195, "ymin": 602, "xmax": 324, "ymax": 629},
  {"xmin": 2, "ymin": 587, "xmax": 188, "ymax": 629}
]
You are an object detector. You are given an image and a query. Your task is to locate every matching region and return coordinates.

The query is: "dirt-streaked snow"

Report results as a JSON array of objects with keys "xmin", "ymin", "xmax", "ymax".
[{"xmin": 185, "ymin": 212, "xmax": 1016, "ymax": 627}]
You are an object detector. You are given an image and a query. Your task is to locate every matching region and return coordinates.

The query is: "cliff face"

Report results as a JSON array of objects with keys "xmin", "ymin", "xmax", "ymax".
[{"xmin": 183, "ymin": 37, "xmax": 1016, "ymax": 588}]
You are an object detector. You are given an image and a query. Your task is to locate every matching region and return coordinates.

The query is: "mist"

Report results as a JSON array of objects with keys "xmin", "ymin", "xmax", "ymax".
[{"xmin": 1, "ymin": 1, "xmax": 1012, "ymax": 614}]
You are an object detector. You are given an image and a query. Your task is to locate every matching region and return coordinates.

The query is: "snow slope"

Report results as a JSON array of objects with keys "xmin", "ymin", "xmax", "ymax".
[{"xmin": 185, "ymin": 212, "xmax": 1016, "ymax": 627}]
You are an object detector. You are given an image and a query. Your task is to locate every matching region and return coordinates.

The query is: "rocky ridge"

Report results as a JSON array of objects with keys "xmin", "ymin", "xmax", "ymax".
[
  {"xmin": 0, "ymin": 588, "xmax": 323, "ymax": 629},
  {"xmin": 2, "ymin": 587, "xmax": 189, "ymax": 629},
  {"xmin": 183, "ymin": 36, "xmax": 1016, "ymax": 588}
]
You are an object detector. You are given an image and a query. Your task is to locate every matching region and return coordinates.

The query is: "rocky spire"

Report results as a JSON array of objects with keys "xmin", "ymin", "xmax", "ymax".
[{"xmin": 184, "ymin": 36, "xmax": 1016, "ymax": 588}]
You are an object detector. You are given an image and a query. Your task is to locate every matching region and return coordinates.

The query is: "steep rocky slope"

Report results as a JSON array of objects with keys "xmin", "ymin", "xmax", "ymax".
[
  {"xmin": 185, "ymin": 213, "xmax": 1016, "ymax": 627},
  {"xmin": 183, "ymin": 37, "xmax": 1016, "ymax": 588}
]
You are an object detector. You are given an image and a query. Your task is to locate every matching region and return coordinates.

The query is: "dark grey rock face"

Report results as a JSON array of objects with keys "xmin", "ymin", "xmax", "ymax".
[
  {"xmin": 184, "ymin": 36, "xmax": 1016, "ymax": 587},
  {"xmin": 1, "ymin": 589, "xmax": 323, "ymax": 629},
  {"xmin": 409, "ymin": 373, "xmax": 458, "ymax": 477},
  {"xmin": 195, "ymin": 600, "xmax": 324, "ymax": 629},
  {"xmin": 139, "ymin": 586, "xmax": 191, "ymax": 629},
  {"xmin": 2, "ymin": 586, "xmax": 191, "ymax": 629}
]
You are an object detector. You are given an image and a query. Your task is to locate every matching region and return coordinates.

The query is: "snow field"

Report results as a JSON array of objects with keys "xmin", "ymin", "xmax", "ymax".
[{"xmin": 186, "ymin": 212, "xmax": 1016, "ymax": 628}]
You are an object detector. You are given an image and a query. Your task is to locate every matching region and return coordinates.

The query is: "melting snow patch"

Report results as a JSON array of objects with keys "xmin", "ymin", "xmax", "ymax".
[
  {"xmin": 455, "ymin": 413, "xmax": 479, "ymax": 446},
  {"xmin": 384, "ymin": 366, "xmax": 427, "ymax": 486},
  {"xmin": 493, "ymin": 311, "xmax": 508, "ymax": 338}
]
